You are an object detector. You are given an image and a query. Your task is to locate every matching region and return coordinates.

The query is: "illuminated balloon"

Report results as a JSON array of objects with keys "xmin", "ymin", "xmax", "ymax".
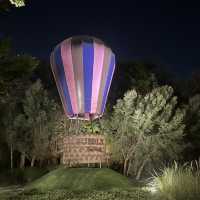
[{"xmin": 50, "ymin": 36, "xmax": 115, "ymax": 120}]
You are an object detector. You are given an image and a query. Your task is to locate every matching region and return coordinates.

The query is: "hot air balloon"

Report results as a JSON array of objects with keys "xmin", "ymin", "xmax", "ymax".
[{"xmin": 50, "ymin": 36, "xmax": 115, "ymax": 121}]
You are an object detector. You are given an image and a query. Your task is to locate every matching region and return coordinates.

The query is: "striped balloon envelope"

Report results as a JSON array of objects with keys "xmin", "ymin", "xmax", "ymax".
[{"xmin": 50, "ymin": 36, "xmax": 115, "ymax": 120}]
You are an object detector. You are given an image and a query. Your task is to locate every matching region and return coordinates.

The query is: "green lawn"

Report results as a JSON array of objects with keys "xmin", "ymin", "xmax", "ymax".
[
  {"xmin": 10, "ymin": 189, "xmax": 152, "ymax": 200},
  {"xmin": 0, "ymin": 167, "xmax": 153, "ymax": 200},
  {"xmin": 0, "ymin": 167, "xmax": 48, "ymax": 185},
  {"xmin": 0, "ymin": 185, "xmax": 23, "ymax": 199},
  {"xmin": 26, "ymin": 167, "xmax": 134, "ymax": 191}
]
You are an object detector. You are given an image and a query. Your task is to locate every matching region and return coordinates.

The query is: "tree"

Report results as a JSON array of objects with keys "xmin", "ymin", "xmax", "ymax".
[
  {"xmin": 9, "ymin": 0, "xmax": 25, "ymax": 7},
  {"xmin": 184, "ymin": 94, "xmax": 200, "ymax": 160},
  {"xmin": 188, "ymin": 70, "xmax": 200, "ymax": 96},
  {"xmin": 19, "ymin": 80, "xmax": 58, "ymax": 167},
  {"xmin": 0, "ymin": 38, "xmax": 38, "ymax": 169},
  {"xmin": 0, "ymin": 0, "xmax": 25, "ymax": 9},
  {"xmin": 104, "ymin": 86, "xmax": 186, "ymax": 179},
  {"xmin": 2, "ymin": 98, "xmax": 18, "ymax": 170},
  {"xmin": 0, "ymin": 0, "xmax": 25, "ymax": 12},
  {"xmin": 0, "ymin": 38, "xmax": 38, "ymax": 100}
]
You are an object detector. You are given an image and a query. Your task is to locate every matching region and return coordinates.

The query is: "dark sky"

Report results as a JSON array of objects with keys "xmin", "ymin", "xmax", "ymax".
[{"xmin": 1, "ymin": 0, "xmax": 200, "ymax": 78}]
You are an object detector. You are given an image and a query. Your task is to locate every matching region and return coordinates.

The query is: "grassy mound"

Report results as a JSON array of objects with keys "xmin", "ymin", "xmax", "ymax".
[
  {"xmin": 26, "ymin": 167, "xmax": 133, "ymax": 191},
  {"xmin": 20, "ymin": 167, "xmax": 49, "ymax": 183}
]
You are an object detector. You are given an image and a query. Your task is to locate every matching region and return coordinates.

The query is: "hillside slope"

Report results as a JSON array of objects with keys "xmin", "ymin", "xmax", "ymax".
[{"xmin": 26, "ymin": 167, "xmax": 133, "ymax": 191}]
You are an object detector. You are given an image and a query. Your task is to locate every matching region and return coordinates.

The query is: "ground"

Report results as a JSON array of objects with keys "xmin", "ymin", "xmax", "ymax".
[{"xmin": 0, "ymin": 167, "xmax": 153, "ymax": 200}]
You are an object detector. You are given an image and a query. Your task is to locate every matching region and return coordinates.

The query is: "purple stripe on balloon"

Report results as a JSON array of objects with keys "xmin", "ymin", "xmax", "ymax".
[
  {"xmin": 91, "ymin": 43, "xmax": 105, "ymax": 113},
  {"xmin": 101, "ymin": 53, "xmax": 115, "ymax": 113},
  {"xmin": 61, "ymin": 39, "xmax": 78, "ymax": 114},
  {"xmin": 83, "ymin": 42, "xmax": 94, "ymax": 113},
  {"xmin": 50, "ymin": 52, "xmax": 68, "ymax": 116}
]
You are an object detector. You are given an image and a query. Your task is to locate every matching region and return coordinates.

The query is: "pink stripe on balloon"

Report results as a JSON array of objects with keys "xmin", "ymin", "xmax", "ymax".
[
  {"xmin": 61, "ymin": 40, "xmax": 78, "ymax": 114},
  {"xmin": 91, "ymin": 43, "xmax": 105, "ymax": 113}
]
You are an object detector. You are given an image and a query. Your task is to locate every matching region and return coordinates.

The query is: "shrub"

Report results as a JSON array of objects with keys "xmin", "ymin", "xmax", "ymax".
[{"xmin": 149, "ymin": 161, "xmax": 200, "ymax": 200}]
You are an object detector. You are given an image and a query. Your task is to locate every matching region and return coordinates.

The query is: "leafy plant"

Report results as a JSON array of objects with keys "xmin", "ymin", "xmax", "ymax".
[
  {"xmin": 9, "ymin": 0, "xmax": 25, "ymax": 7},
  {"xmin": 149, "ymin": 160, "xmax": 200, "ymax": 200}
]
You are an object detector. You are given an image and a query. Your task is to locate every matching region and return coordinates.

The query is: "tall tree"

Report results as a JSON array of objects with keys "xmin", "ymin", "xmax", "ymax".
[
  {"xmin": 19, "ymin": 80, "xmax": 58, "ymax": 167},
  {"xmin": 0, "ymin": 38, "xmax": 38, "ymax": 169},
  {"xmin": 0, "ymin": 0, "xmax": 25, "ymax": 10},
  {"xmin": 0, "ymin": 38, "xmax": 38, "ymax": 101},
  {"xmin": 184, "ymin": 94, "xmax": 200, "ymax": 160},
  {"xmin": 9, "ymin": 0, "xmax": 25, "ymax": 7},
  {"xmin": 0, "ymin": 0, "xmax": 25, "ymax": 12},
  {"xmin": 2, "ymin": 98, "xmax": 18, "ymax": 169},
  {"xmin": 104, "ymin": 86, "xmax": 186, "ymax": 179}
]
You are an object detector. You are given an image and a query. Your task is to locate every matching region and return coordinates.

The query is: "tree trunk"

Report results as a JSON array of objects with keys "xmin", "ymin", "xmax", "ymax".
[
  {"xmin": 20, "ymin": 151, "xmax": 26, "ymax": 169},
  {"xmin": 123, "ymin": 158, "xmax": 129, "ymax": 176},
  {"xmin": 10, "ymin": 144, "xmax": 13, "ymax": 170},
  {"xmin": 136, "ymin": 158, "xmax": 149, "ymax": 180},
  {"xmin": 52, "ymin": 158, "xmax": 57, "ymax": 165},
  {"xmin": 39, "ymin": 159, "xmax": 43, "ymax": 167},
  {"xmin": 31, "ymin": 156, "xmax": 36, "ymax": 167},
  {"xmin": 126, "ymin": 161, "xmax": 132, "ymax": 176}
]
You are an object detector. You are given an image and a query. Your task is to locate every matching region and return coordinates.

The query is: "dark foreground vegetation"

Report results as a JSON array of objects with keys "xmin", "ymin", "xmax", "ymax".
[
  {"xmin": 0, "ymin": 165, "xmax": 199, "ymax": 200},
  {"xmin": 0, "ymin": 167, "xmax": 151, "ymax": 200},
  {"xmin": 10, "ymin": 190, "xmax": 151, "ymax": 200}
]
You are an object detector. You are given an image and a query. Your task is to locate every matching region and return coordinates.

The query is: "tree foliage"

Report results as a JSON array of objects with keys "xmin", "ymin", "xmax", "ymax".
[
  {"xmin": 17, "ymin": 80, "xmax": 59, "ymax": 166},
  {"xmin": 104, "ymin": 86, "xmax": 186, "ymax": 179},
  {"xmin": 9, "ymin": 0, "xmax": 25, "ymax": 7},
  {"xmin": 0, "ymin": 38, "xmax": 39, "ymax": 168},
  {"xmin": 184, "ymin": 94, "xmax": 200, "ymax": 160},
  {"xmin": 0, "ymin": 38, "xmax": 38, "ymax": 97},
  {"xmin": 0, "ymin": 0, "xmax": 25, "ymax": 12}
]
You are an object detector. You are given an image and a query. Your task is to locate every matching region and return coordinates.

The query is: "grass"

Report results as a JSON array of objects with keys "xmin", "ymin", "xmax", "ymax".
[
  {"xmin": 0, "ymin": 167, "xmax": 48, "ymax": 185},
  {"xmin": 0, "ymin": 167, "xmax": 49, "ymax": 199},
  {"xmin": 9, "ymin": 189, "xmax": 152, "ymax": 200},
  {"xmin": 3, "ymin": 163, "xmax": 200, "ymax": 199},
  {"xmin": 1, "ymin": 167, "xmax": 152, "ymax": 199},
  {"xmin": 16, "ymin": 167, "xmax": 49, "ymax": 183},
  {"xmin": 25, "ymin": 167, "xmax": 134, "ymax": 192},
  {"xmin": 0, "ymin": 185, "xmax": 23, "ymax": 199},
  {"xmin": 149, "ymin": 161, "xmax": 200, "ymax": 200}
]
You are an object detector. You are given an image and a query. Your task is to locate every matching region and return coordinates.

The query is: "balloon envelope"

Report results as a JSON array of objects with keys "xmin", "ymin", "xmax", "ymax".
[{"xmin": 50, "ymin": 36, "xmax": 115, "ymax": 120}]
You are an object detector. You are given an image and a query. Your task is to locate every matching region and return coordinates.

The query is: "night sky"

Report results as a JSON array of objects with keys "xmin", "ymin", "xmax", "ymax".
[{"xmin": 1, "ymin": 0, "xmax": 200, "ymax": 78}]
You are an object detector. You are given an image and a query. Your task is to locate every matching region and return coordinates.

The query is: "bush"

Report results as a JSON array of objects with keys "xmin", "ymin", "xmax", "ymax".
[{"xmin": 149, "ymin": 161, "xmax": 200, "ymax": 200}]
